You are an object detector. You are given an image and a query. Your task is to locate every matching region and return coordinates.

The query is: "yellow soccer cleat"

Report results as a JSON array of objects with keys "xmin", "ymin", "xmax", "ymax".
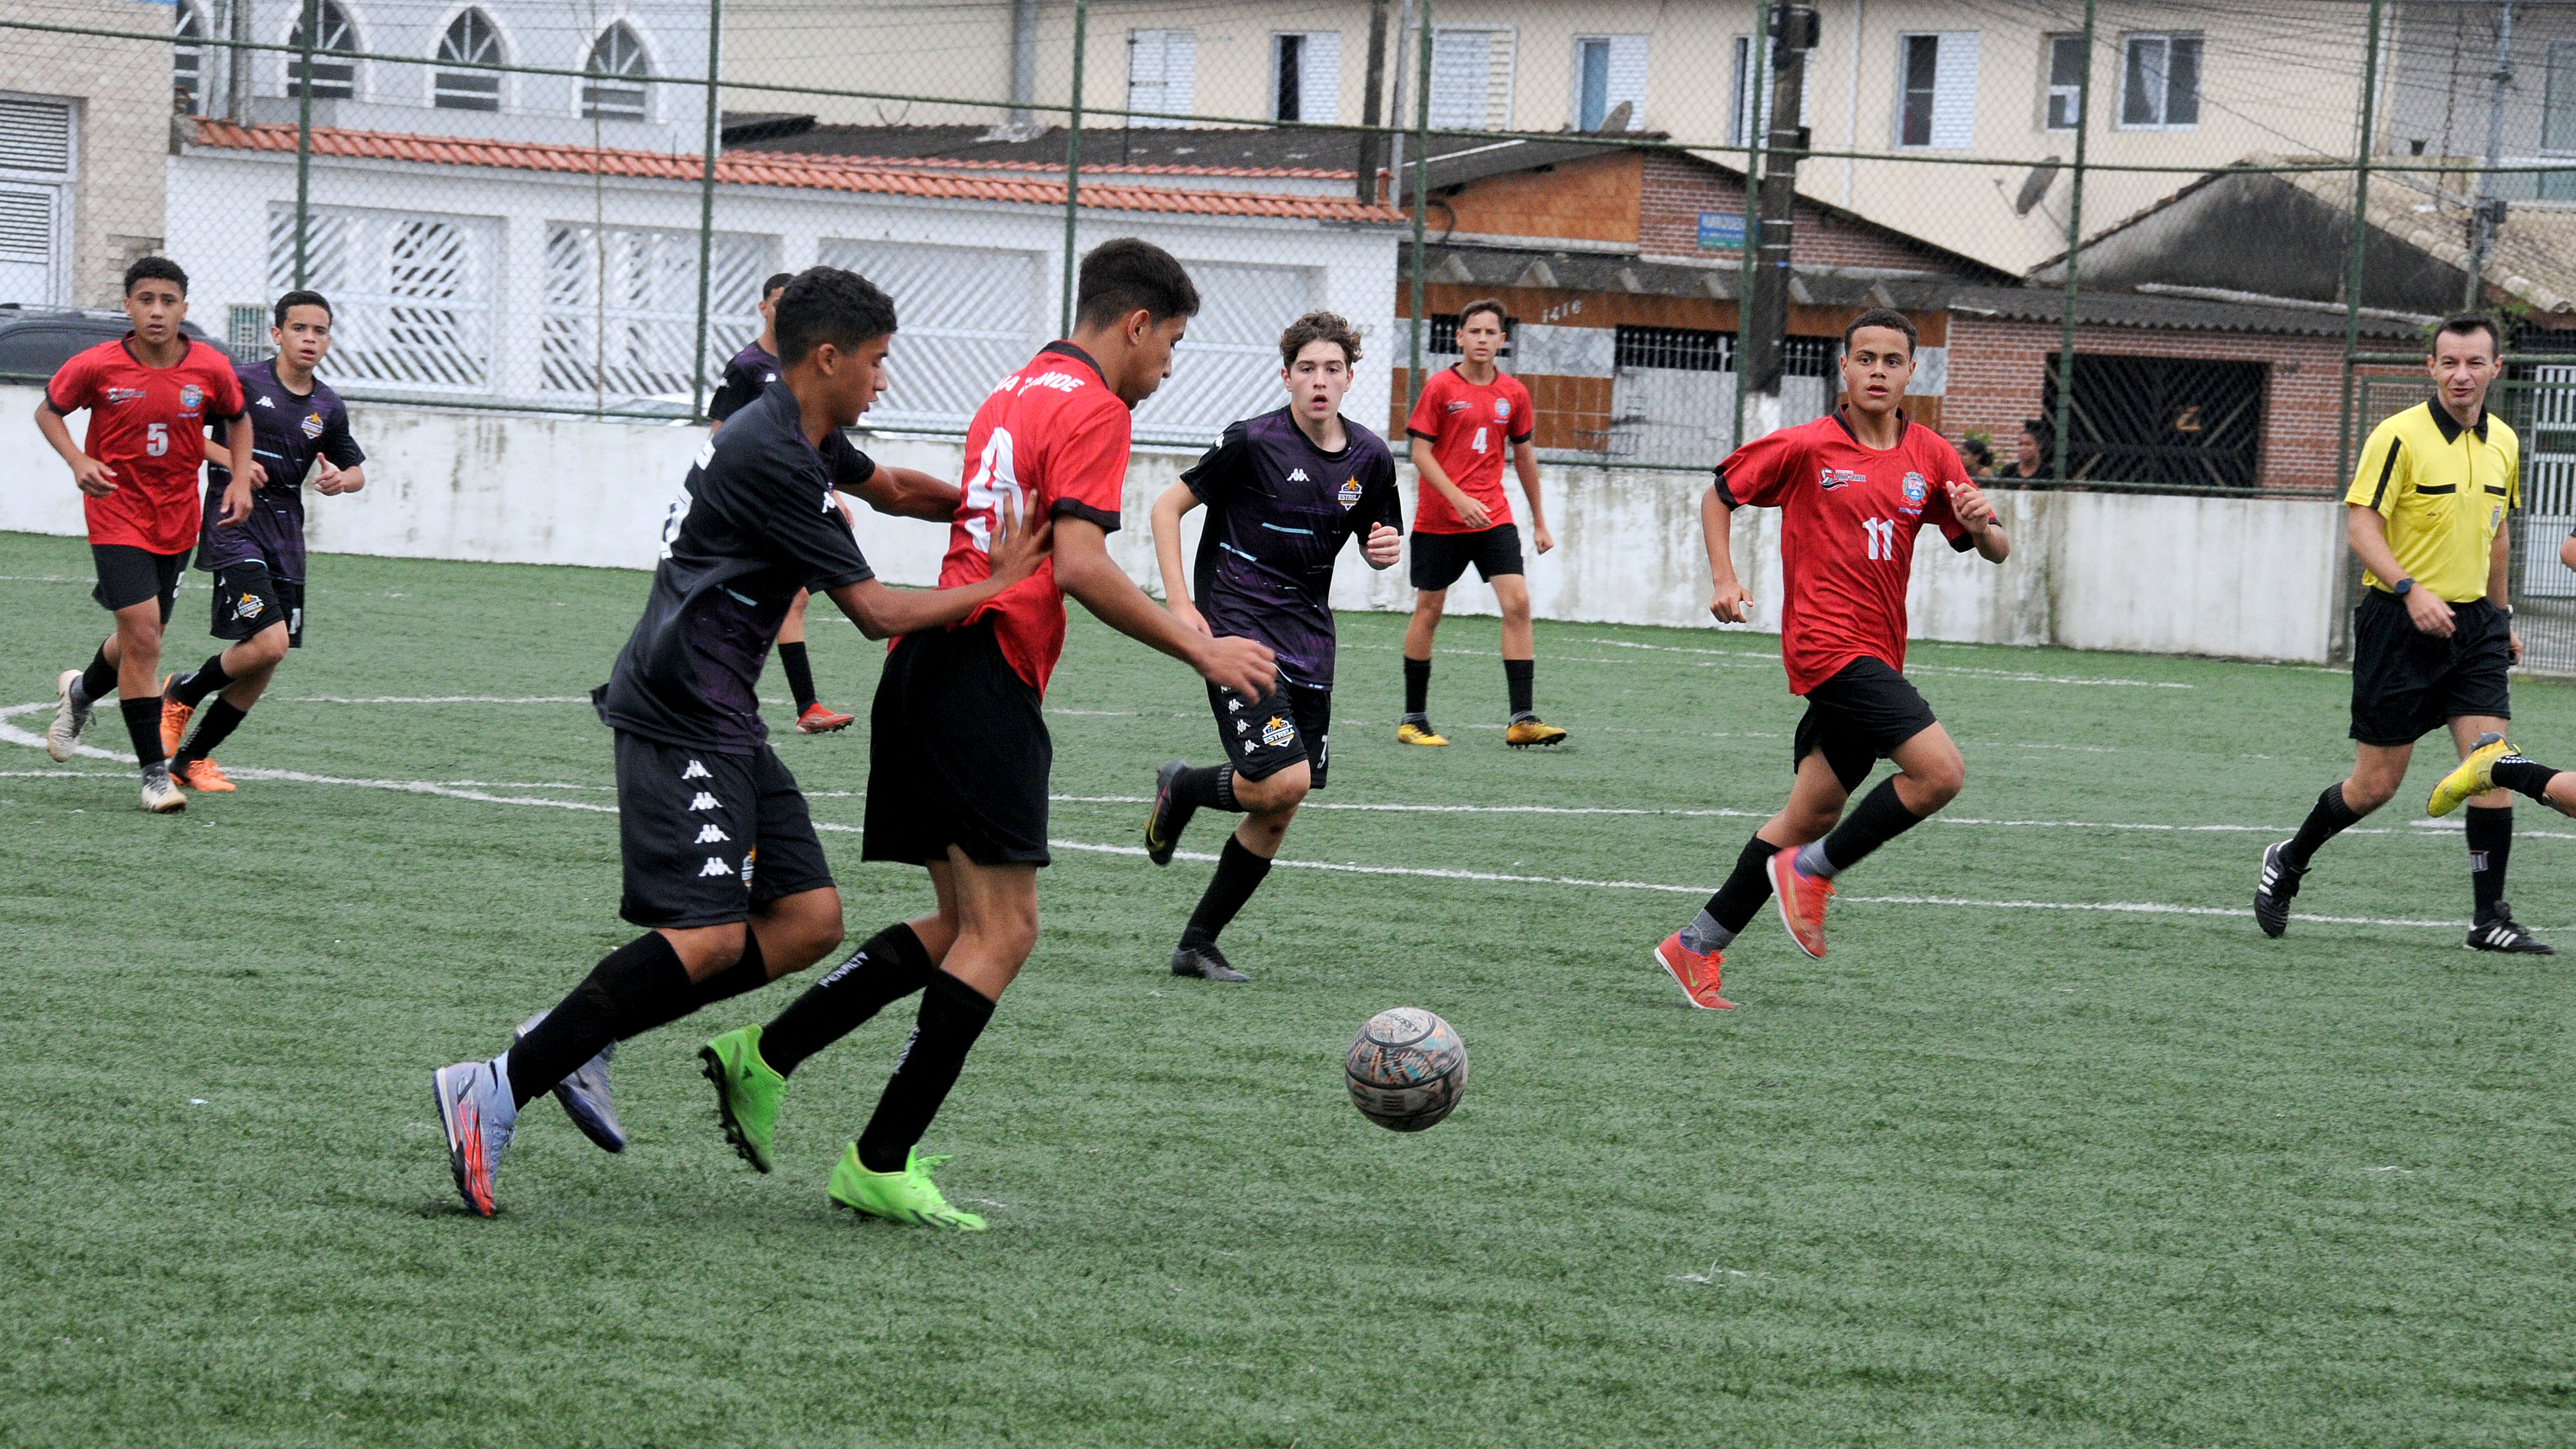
[
  {"xmin": 2429, "ymin": 732, "xmax": 2512, "ymax": 817},
  {"xmin": 1396, "ymin": 719, "xmax": 1450, "ymax": 747},
  {"xmin": 1504, "ymin": 718, "xmax": 1568, "ymax": 749}
]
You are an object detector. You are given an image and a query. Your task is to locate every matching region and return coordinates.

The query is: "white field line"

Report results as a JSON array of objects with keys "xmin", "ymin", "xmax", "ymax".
[
  {"xmin": 280, "ymin": 695, "xmax": 594, "ymax": 704},
  {"xmin": 1574, "ymin": 636, "xmax": 2196, "ymax": 689}
]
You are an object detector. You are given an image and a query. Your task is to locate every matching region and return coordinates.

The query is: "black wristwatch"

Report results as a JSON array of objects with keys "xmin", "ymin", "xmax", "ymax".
[{"xmin": 2391, "ymin": 577, "xmax": 2415, "ymax": 598}]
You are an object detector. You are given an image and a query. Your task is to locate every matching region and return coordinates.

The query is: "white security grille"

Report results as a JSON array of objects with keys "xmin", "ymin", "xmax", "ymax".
[
  {"xmin": 272, "ymin": 204, "xmax": 496, "ymax": 392},
  {"xmin": 1429, "ymin": 27, "xmax": 1515, "ymax": 130},
  {"xmin": 1130, "ymin": 261, "xmax": 1317, "ymax": 445},
  {"xmin": 0, "ymin": 98, "xmax": 75, "ymax": 174},
  {"xmin": 817, "ymin": 239, "xmax": 1044, "ymax": 431},
  {"xmin": 544, "ymin": 224, "xmax": 768, "ymax": 405},
  {"xmin": 2525, "ymin": 366, "xmax": 2576, "ymax": 600},
  {"xmin": 0, "ymin": 182, "xmax": 60, "ymax": 306}
]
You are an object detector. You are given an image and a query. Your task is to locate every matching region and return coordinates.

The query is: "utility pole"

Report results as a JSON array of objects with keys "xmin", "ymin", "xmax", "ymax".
[
  {"xmin": 1357, "ymin": 0, "xmax": 1390, "ymax": 205},
  {"xmin": 1741, "ymin": 5, "xmax": 1817, "ymax": 397},
  {"xmin": 2466, "ymin": 0, "xmax": 2514, "ymax": 310}
]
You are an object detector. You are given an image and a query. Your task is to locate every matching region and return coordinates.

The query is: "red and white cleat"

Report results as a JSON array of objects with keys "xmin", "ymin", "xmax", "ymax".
[
  {"xmin": 1766, "ymin": 850, "xmax": 1833, "ymax": 959},
  {"xmin": 794, "ymin": 702, "xmax": 855, "ymax": 734},
  {"xmin": 1652, "ymin": 932, "xmax": 1735, "ymax": 1010}
]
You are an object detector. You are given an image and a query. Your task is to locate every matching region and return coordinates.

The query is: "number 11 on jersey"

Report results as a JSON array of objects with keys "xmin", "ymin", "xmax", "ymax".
[{"xmin": 1862, "ymin": 516, "xmax": 1898, "ymax": 560}]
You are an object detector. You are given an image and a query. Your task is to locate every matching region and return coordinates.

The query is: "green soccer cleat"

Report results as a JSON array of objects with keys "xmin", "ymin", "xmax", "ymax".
[
  {"xmin": 2429, "ymin": 731, "xmax": 2512, "ymax": 818},
  {"xmin": 827, "ymin": 1144, "xmax": 987, "ymax": 1231},
  {"xmin": 699, "ymin": 1025, "xmax": 785, "ymax": 1173}
]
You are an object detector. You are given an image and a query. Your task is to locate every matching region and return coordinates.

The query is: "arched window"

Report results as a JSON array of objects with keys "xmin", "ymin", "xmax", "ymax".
[
  {"xmin": 287, "ymin": 1, "xmax": 359, "ymax": 101},
  {"xmin": 582, "ymin": 23, "xmax": 650, "ymax": 122},
  {"xmin": 433, "ymin": 10, "xmax": 503, "ymax": 111},
  {"xmin": 173, "ymin": 2, "xmax": 207, "ymax": 115}
]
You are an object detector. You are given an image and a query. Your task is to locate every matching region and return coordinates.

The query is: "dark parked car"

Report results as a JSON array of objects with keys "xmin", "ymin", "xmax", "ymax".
[{"xmin": 0, "ymin": 306, "xmax": 221, "ymax": 384}]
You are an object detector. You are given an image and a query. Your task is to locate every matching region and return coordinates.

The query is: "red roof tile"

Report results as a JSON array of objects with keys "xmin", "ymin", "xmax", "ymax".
[{"xmin": 191, "ymin": 121, "xmax": 1404, "ymax": 225}]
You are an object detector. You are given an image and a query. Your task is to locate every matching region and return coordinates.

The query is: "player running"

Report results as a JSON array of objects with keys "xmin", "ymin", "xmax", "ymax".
[
  {"xmin": 711, "ymin": 271, "xmax": 857, "ymax": 735},
  {"xmin": 37, "ymin": 256, "xmax": 251, "ymax": 813},
  {"xmin": 1651, "ymin": 308, "xmax": 2010, "ymax": 1009},
  {"xmin": 151, "ymin": 289, "xmax": 367, "ymax": 793},
  {"xmin": 1138, "ymin": 310, "xmax": 1403, "ymax": 982},
  {"xmin": 696, "ymin": 239, "xmax": 1275, "ymax": 1231},
  {"xmin": 1396, "ymin": 298, "xmax": 1565, "ymax": 749},
  {"xmin": 428, "ymin": 268, "xmax": 1049, "ymax": 1217}
]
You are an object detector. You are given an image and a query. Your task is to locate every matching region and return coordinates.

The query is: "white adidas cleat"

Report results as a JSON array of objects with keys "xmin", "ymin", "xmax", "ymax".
[
  {"xmin": 140, "ymin": 763, "xmax": 186, "ymax": 813},
  {"xmin": 47, "ymin": 669, "xmax": 92, "ymax": 762}
]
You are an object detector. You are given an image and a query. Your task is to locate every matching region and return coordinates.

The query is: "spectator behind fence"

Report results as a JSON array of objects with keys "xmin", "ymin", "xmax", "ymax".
[
  {"xmin": 2004, "ymin": 419, "xmax": 2049, "ymax": 481},
  {"xmin": 1959, "ymin": 435, "xmax": 1995, "ymax": 478}
]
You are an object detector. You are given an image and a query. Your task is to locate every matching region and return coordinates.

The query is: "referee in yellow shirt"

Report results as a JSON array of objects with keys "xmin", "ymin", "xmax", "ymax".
[{"xmin": 2255, "ymin": 313, "xmax": 2551, "ymax": 952}]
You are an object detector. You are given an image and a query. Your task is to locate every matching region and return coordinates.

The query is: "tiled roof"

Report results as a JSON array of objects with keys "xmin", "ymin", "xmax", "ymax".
[{"xmin": 189, "ymin": 121, "xmax": 1405, "ymax": 225}]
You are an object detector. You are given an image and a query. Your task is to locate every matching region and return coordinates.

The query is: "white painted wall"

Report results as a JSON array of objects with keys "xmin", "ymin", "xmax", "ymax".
[{"xmin": 0, "ymin": 386, "xmax": 2348, "ymax": 663}]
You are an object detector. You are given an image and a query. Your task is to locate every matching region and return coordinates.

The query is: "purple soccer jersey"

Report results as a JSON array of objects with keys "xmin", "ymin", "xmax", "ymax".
[
  {"xmin": 1185, "ymin": 407, "xmax": 1401, "ymax": 690},
  {"xmin": 707, "ymin": 340, "xmax": 780, "ymax": 423},
  {"xmin": 198, "ymin": 360, "xmax": 363, "ymax": 580}
]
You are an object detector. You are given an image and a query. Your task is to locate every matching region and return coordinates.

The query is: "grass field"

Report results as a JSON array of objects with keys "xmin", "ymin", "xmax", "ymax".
[{"xmin": 2, "ymin": 526, "xmax": 2572, "ymax": 1448}]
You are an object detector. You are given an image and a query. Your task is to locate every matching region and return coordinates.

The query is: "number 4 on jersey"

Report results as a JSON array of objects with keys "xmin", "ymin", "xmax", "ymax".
[{"xmin": 963, "ymin": 426, "xmax": 1023, "ymax": 554}]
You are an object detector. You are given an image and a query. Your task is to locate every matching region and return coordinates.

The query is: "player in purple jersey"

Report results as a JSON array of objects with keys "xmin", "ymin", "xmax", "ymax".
[
  {"xmin": 1141, "ymin": 311, "xmax": 1403, "ymax": 981},
  {"xmin": 156, "ymin": 290, "xmax": 367, "ymax": 792}
]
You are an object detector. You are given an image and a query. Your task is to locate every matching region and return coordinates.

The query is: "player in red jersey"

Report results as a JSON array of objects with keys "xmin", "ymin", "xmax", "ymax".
[
  {"xmin": 697, "ymin": 240, "xmax": 1274, "ymax": 1229},
  {"xmin": 1651, "ymin": 309, "xmax": 2011, "ymax": 1009},
  {"xmin": 1397, "ymin": 298, "xmax": 1565, "ymax": 749},
  {"xmin": 36, "ymin": 257, "xmax": 251, "ymax": 813}
]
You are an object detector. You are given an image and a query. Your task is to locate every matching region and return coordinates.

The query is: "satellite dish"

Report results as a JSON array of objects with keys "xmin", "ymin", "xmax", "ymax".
[
  {"xmin": 1595, "ymin": 100, "xmax": 1633, "ymax": 133},
  {"xmin": 2013, "ymin": 157, "xmax": 2063, "ymax": 217}
]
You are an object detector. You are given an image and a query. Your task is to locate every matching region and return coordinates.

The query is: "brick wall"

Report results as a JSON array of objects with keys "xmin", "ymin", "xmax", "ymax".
[
  {"xmin": 1944, "ymin": 317, "xmax": 2353, "ymax": 492},
  {"xmin": 0, "ymin": 1, "xmax": 173, "ymax": 307},
  {"xmin": 1636, "ymin": 152, "xmax": 1964, "ymax": 272}
]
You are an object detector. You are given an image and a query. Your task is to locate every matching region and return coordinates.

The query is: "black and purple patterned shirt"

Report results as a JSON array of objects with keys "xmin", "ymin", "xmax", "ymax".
[{"xmin": 1185, "ymin": 407, "xmax": 1400, "ymax": 690}]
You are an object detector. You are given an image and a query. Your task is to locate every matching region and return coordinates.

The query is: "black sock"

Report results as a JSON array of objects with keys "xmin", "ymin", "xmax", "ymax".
[
  {"xmin": 778, "ymin": 641, "xmax": 817, "ymax": 712},
  {"xmin": 855, "ymin": 970, "xmax": 996, "ymax": 1172},
  {"xmin": 171, "ymin": 700, "xmax": 247, "ymax": 765},
  {"xmin": 78, "ymin": 645, "xmax": 116, "ymax": 706},
  {"xmin": 617, "ymin": 928, "xmax": 767, "ymax": 1042},
  {"xmin": 2281, "ymin": 783, "xmax": 2362, "ymax": 870},
  {"xmin": 1710, "ymin": 834, "xmax": 1780, "ymax": 930},
  {"xmin": 1403, "ymin": 655, "xmax": 1431, "ymax": 716},
  {"xmin": 2491, "ymin": 756, "xmax": 2563, "ymax": 804},
  {"xmin": 2467, "ymin": 805, "xmax": 2512, "ymax": 917},
  {"xmin": 1812, "ymin": 776, "xmax": 1930, "ymax": 876},
  {"xmin": 761, "ymin": 922, "xmax": 936, "ymax": 1078},
  {"xmin": 1504, "ymin": 657, "xmax": 1534, "ymax": 718},
  {"xmin": 508, "ymin": 933, "xmax": 692, "ymax": 1108},
  {"xmin": 1174, "ymin": 763, "xmax": 1240, "ymax": 812},
  {"xmin": 1181, "ymin": 835, "xmax": 1273, "ymax": 947},
  {"xmin": 171, "ymin": 653, "xmax": 233, "ymax": 708},
  {"xmin": 119, "ymin": 697, "xmax": 165, "ymax": 769}
]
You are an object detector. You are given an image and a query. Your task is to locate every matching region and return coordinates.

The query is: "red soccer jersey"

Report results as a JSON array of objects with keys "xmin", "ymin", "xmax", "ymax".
[
  {"xmin": 46, "ymin": 337, "xmax": 245, "ymax": 554},
  {"xmin": 1716, "ymin": 409, "xmax": 1973, "ymax": 695},
  {"xmin": 940, "ymin": 342, "xmax": 1133, "ymax": 693},
  {"xmin": 1405, "ymin": 364, "xmax": 1532, "ymax": 534}
]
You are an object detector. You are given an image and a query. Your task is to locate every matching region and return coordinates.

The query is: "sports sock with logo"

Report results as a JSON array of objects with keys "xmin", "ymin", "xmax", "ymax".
[
  {"xmin": 1504, "ymin": 658, "xmax": 1535, "ymax": 719},
  {"xmin": 76, "ymin": 646, "xmax": 117, "ymax": 708},
  {"xmin": 2466, "ymin": 805, "xmax": 2513, "ymax": 916},
  {"xmin": 119, "ymin": 697, "xmax": 165, "ymax": 769},
  {"xmin": 759, "ymin": 922, "xmax": 936, "ymax": 1078},
  {"xmin": 1173, "ymin": 763, "xmax": 1240, "ymax": 811},
  {"xmin": 2490, "ymin": 756, "xmax": 2565, "ymax": 805},
  {"xmin": 2281, "ymin": 782, "xmax": 2361, "ymax": 870},
  {"xmin": 171, "ymin": 700, "xmax": 247, "ymax": 766},
  {"xmin": 1682, "ymin": 835, "xmax": 1778, "ymax": 952},
  {"xmin": 508, "ymin": 933, "xmax": 691, "ymax": 1109},
  {"xmin": 1403, "ymin": 656, "xmax": 1431, "ymax": 717},
  {"xmin": 170, "ymin": 653, "xmax": 233, "ymax": 708},
  {"xmin": 1797, "ymin": 776, "xmax": 1928, "ymax": 880},
  {"xmin": 855, "ymin": 970, "xmax": 996, "ymax": 1173},
  {"xmin": 1181, "ymin": 835, "xmax": 1273, "ymax": 947},
  {"xmin": 777, "ymin": 641, "xmax": 818, "ymax": 713}
]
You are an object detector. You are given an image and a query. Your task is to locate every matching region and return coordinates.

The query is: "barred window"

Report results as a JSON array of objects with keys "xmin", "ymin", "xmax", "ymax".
[
  {"xmin": 546, "ymin": 224, "xmax": 770, "ymax": 404},
  {"xmin": 1615, "ymin": 325, "xmax": 1732, "ymax": 372},
  {"xmin": 272, "ymin": 204, "xmax": 497, "ymax": 393},
  {"xmin": 1428, "ymin": 311, "xmax": 1514, "ymax": 355}
]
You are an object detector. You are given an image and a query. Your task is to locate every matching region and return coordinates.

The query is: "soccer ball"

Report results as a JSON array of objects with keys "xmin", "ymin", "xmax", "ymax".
[{"xmin": 1344, "ymin": 1007, "xmax": 1468, "ymax": 1131}]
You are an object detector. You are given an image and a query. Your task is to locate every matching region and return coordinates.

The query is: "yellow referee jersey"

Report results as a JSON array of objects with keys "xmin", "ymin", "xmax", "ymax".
[{"xmin": 2344, "ymin": 400, "xmax": 2519, "ymax": 603}]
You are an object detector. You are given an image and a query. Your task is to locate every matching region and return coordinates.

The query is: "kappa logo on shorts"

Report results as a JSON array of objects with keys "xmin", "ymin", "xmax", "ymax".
[
  {"xmin": 697, "ymin": 856, "xmax": 732, "ymax": 877},
  {"xmin": 1337, "ymin": 477, "xmax": 1362, "ymax": 509},
  {"xmin": 301, "ymin": 412, "xmax": 325, "ymax": 440},
  {"xmin": 693, "ymin": 823, "xmax": 731, "ymax": 844},
  {"xmin": 1236, "ymin": 719, "xmax": 1251, "ymax": 734},
  {"xmin": 234, "ymin": 591, "xmax": 265, "ymax": 620},
  {"xmin": 681, "ymin": 760, "xmax": 711, "ymax": 780},
  {"xmin": 1228, "ymin": 697, "xmax": 1244, "ymax": 713},
  {"xmin": 1260, "ymin": 715, "xmax": 1295, "ymax": 747},
  {"xmin": 688, "ymin": 791, "xmax": 720, "ymax": 811}
]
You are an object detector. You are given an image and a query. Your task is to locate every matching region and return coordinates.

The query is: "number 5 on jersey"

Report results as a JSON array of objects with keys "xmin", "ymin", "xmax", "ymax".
[{"xmin": 963, "ymin": 426, "xmax": 1023, "ymax": 554}]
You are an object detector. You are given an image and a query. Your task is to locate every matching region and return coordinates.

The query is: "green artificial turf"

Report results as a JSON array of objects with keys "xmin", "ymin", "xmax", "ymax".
[{"xmin": 0, "ymin": 528, "xmax": 2568, "ymax": 1447}]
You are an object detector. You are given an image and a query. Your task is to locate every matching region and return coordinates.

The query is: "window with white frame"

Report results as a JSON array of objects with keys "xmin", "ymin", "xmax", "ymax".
[
  {"xmin": 583, "ymin": 23, "xmax": 651, "ymax": 122},
  {"xmin": 818, "ymin": 239, "xmax": 1043, "ymax": 429},
  {"xmin": 1728, "ymin": 34, "xmax": 1810, "ymax": 146},
  {"xmin": 1273, "ymin": 32, "xmax": 1341, "ymax": 123},
  {"xmin": 174, "ymin": 2, "xmax": 207, "ymax": 115},
  {"xmin": 271, "ymin": 204, "xmax": 496, "ymax": 391},
  {"xmin": 1896, "ymin": 32, "xmax": 1979, "ymax": 149},
  {"xmin": 435, "ymin": 10, "xmax": 504, "ymax": 112},
  {"xmin": 1129, "ymin": 29, "xmax": 1195, "ymax": 128},
  {"xmin": 2044, "ymin": 33, "xmax": 2086, "ymax": 131},
  {"xmin": 2119, "ymin": 33, "xmax": 2200, "ymax": 129},
  {"xmin": 1574, "ymin": 35, "xmax": 1646, "ymax": 131},
  {"xmin": 0, "ymin": 96, "xmax": 74, "ymax": 308},
  {"xmin": 286, "ymin": 1, "xmax": 359, "ymax": 101},
  {"xmin": 545, "ymin": 223, "xmax": 769, "ymax": 402},
  {"xmin": 1429, "ymin": 27, "xmax": 1515, "ymax": 130}
]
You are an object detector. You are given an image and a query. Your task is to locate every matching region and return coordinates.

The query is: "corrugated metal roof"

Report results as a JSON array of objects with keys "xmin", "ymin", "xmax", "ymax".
[{"xmin": 1948, "ymin": 283, "xmax": 2424, "ymax": 339}]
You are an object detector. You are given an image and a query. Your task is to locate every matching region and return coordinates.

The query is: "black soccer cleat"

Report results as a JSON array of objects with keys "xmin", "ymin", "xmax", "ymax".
[
  {"xmin": 1145, "ymin": 760, "xmax": 1198, "ymax": 867},
  {"xmin": 2468, "ymin": 902, "xmax": 2554, "ymax": 954},
  {"xmin": 2254, "ymin": 840, "xmax": 2304, "ymax": 939},
  {"xmin": 1170, "ymin": 941, "xmax": 1249, "ymax": 982}
]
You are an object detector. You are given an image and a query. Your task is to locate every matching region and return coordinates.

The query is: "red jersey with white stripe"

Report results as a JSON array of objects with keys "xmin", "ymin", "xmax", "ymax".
[
  {"xmin": 46, "ymin": 337, "xmax": 246, "ymax": 554},
  {"xmin": 1405, "ymin": 364, "xmax": 1532, "ymax": 534},
  {"xmin": 940, "ymin": 342, "xmax": 1133, "ymax": 693},
  {"xmin": 1715, "ymin": 408, "xmax": 1972, "ymax": 695}
]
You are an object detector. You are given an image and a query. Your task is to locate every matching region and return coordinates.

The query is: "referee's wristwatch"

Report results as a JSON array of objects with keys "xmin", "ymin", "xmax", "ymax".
[{"xmin": 2391, "ymin": 577, "xmax": 2415, "ymax": 598}]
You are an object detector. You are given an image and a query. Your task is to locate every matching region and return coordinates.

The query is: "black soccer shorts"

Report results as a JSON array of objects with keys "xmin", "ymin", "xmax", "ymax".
[
  {"xmin": 1207, "ymin": 677, "xmax": 1332, "ymax": 786},
  {"xmin": 1792, "ymin": 657, "xmax": 1942, "ymax": 793},
  {"xmin": 2348, "ymin": 589, "xmax": 2513, "ymax": 745},
  {"xmin": 1409, "ymin": 523, "xmax": 1524, "ymax": 591},
  {"xmin": 91, "ymin": 544, "xmax": 188, "ymax": 620},
  {"xmin": 614, "ymin": 731, "xmax": 834, "ymax": 929},
  {"xmin": 862, "ymin": 620, "xmax": 1054, "ymax": 868},
  {"xmin": 209, "ymin": 561, "xmax": 303, "ymax": 648}
]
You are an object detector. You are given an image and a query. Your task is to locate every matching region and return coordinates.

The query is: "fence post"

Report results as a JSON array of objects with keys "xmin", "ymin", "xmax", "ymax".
[
  {"xmin": 2339, "ymin": 0, "xmax": 2386, "ymax": 486},
  {"xmin": 1061, "ymin": 0, "xmax": 1087, "ymax": 336},
  {"xmin": 292, "ymin": 0, "xmax": 317, "ymax": 288},
  {"xmin": 1405, "ymin": 0, "xmax": 1432, "ymax": 417},
  {"xmin": 2049, "ymin": 0, "xmax": 2095, "ymax": 482},
  {"xmin": 688, "ymin": 0, "xmax": 724, "ymax": 423},
  {"xmin": 1732, "ymin": 1, "xmax": 1771, "ymax": 452}
]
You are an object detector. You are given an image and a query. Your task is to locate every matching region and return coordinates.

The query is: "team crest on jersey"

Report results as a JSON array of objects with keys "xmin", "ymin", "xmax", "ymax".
[
  {"xmin": 301, "ymin": 411, "xmax": 325, "ymax": 440},
  {"xmin": 1259, "ymin": 715, "xmax": 1295, "ymax": 747},
  {"xmin": 1899, "ymin": 472, "xmax": 1928, "ymax": 516},
  {"xmin": 179, "ymin": 384, "xmax": 202, "ymax": 410},
  {"xmin": 1817, "ymin": 466, "xmax": 1867, "ymax": 491},
  {"xmin": 1337, "ymin": 477, "xmax": 1362, "ymax": 509},
  {"xmin": 1493, "ymin": 400, "xmax": 1512, "ymax": 419}
]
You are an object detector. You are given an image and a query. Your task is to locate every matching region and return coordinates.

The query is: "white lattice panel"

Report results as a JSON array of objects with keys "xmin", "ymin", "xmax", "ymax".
[
  {"xmin": 818, "ymin": 239, "xmax": 1045, "ymax": 432},
  {"xmin": 273, "ymin": 204, "xmax": 498, "ymax": 393},
  {"xmin": 1130, "ymin": 261, "xmax": 1317, "ymax": 446}
]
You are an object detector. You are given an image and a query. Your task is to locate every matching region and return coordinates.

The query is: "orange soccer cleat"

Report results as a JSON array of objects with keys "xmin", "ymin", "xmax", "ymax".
[
  {"xmin": 794, "ymin": 702, "xmax": 855, "ymax": 734},
  {"xmin": 1766, "ymin": 849, "xmax": 1833, "ymax": 959},
  {"xmin": 171, "ymin": 757, "xmax": 236, "ymax": 792},
  {"xmin": 1653, "ymin": 933, "xmax": 1735, "ymax": 1010},
  {"xmin": 157, "ymin": 676, "xmax": 190, "ymax": 757}
]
